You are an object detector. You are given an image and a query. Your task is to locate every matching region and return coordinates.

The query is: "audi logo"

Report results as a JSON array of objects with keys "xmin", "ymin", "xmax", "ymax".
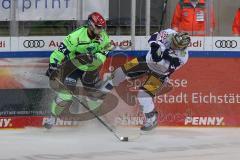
[
  {"xmin": 215, "ymin": 40, "xmax": 237, "ymax": 48},
  {"xmin": 23, "ymin": 40, "xmax": 45, "ymax": 48}
]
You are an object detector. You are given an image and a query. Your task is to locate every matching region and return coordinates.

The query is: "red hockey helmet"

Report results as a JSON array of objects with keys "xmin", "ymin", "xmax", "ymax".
[{"xmin": 88, "ymin": 12, "xmax": 106, "ymax": 35}]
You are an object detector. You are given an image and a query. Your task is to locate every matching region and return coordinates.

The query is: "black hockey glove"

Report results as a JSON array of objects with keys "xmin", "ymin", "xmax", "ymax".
[
  {"xmin": 150, "ymin": 42, "xmax": 163, "ymax": 62},
  {"xmin": 46, "ymin": 63, "xmax": 60, "ymax": 80},
  {"xmin": 162, "ymin": 49, "xmax": 181, "ymax": 69}
]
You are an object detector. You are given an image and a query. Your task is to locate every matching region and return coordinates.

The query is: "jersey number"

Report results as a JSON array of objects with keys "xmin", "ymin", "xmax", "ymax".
[{"xmin": 58, "ymin": 42, "xmax": 70, "ymax": 56}]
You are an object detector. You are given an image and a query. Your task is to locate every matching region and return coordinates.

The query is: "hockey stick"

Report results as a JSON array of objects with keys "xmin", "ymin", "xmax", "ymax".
[
  {"xmin": 160, "ymin": 0, "xmax": 168, "ymax": 30},
  {"xmin": 54, "ymin": 77, "xmax": 138, "ymax": 142}
]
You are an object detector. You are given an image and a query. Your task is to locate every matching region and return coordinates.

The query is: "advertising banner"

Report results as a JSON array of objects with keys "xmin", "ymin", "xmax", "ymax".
[
  {"xmin": 0, "ymin": 36, "xmax": 217, "ymax": 52},
  {"xmin": 10, "ymin": 36, "xmax": 139, "ymax": 52},
  {"xmin": 1, "ymin": 58, "xmax": 240, "ymax": 128},
  {"xmin": 16, "ymin": 0, "xmax": 78, "ymax": 20},
  {"xmin": 101, "ymin": 57, "xmax": 240, "ymax": 127},
  {"xmin": 0, "ymin": 37, "xmax": 10, "ymax": 51},
  {"xmin": 0, "ymin": 116, "xmax": 43, "ymax": 128},
  {"xmin": 17, "ymin": 36, "xmax": 134, "ymax": 51},
  {"xmin": 0, "ymin": 0, "xmax": 109, "ymax": 21},
  {"xmin": 0, "ymin": 0, "xmax": 10, "ymax": 21},
  {"xmin": 213, "ymin": 37, "xmax": 240, "ymax": 51},
  {"xmin": 155, "ymin": 58, "xmax": 240, "ymax": 127},
  {"xmin": 0, "ymin": 116, "xmax": 83, "ymax": 128},
  {"xmin": 4, "ymin": 36, "xmax": 240, "ymax": 52},
  {"xmin": 1, "ymin": 36, "xmax": 240, "ymax": 128},
  {"xmin": 18, "ymin": 36, "xmax": 64, "ymax": 51},
  {"xmin": 0, "ymin": 0, "xmax": 77, "ymax": 21}
]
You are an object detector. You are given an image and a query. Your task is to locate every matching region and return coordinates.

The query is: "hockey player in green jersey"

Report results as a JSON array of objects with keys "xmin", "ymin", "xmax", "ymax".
[{"xmin": 44, "ymin": 12, "xmax": 111, "ymax": 128}]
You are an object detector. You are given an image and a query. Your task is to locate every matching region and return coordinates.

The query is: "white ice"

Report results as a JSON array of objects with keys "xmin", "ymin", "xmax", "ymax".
[{"xmin": 0, "ymin": 121, "xmax": 240, "ymax": 160}]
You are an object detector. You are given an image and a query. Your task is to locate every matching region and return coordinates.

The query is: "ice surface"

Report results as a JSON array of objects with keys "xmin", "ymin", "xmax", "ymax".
[{"xmin": 0, "ymin": 121, "xmax": 240, "ymax": 160}]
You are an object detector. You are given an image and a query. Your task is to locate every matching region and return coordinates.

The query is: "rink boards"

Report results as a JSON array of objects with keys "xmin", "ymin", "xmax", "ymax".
[{"xmin": 0, "ymin": 36, "xmax": 240, "ymax": 128}]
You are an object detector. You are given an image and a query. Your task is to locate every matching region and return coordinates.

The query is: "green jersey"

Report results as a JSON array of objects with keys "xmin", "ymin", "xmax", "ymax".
[{"xmin": 50, "ymin": 26, "xmax": 111, "ymax": 71}]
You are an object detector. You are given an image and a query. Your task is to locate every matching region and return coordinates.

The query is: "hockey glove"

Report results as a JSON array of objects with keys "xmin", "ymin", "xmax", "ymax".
[
  {"xmin": 150, "ymin": 42, "xmax": 163, "ymax": 62},
  {"xmin": 162, "ymin": 49, "xmax": 181, "ymax": 69},
  {"xmin": 76, "ymin": 53, "xmax": 94, "ymax": 65},
  {"xmin": 46, "ymin": 63, "xmax": 60, "ymax": 80}
]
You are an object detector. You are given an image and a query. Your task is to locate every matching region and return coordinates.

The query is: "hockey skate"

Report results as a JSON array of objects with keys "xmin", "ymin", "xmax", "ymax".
[
  {"xmin": 141, "ymin": 111, "xmax": 158, "ymax": 131},
  {"xmin": 43, "ymin": 115, "xmax": 56, "ymax": 129}
]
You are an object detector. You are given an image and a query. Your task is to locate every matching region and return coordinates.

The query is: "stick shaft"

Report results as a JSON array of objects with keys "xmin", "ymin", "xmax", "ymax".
[{"xmin": 55, "ymin": 78, "xmax": 122, "ymax": 141}]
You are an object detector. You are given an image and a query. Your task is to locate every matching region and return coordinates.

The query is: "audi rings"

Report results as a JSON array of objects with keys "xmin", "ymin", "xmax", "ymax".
[
  {"xmin": 23, "ymin": 40, "xmax": 45, "ymax": 48},
  {"xmin": 215, "ymin": 40, "xmax": 237, "ymax": 48}
]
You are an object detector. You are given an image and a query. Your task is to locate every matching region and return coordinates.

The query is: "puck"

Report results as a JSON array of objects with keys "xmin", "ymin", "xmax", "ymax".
[{"xmin": 120, "ymin": 137, "xmax": 128, "ymax": 142}]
